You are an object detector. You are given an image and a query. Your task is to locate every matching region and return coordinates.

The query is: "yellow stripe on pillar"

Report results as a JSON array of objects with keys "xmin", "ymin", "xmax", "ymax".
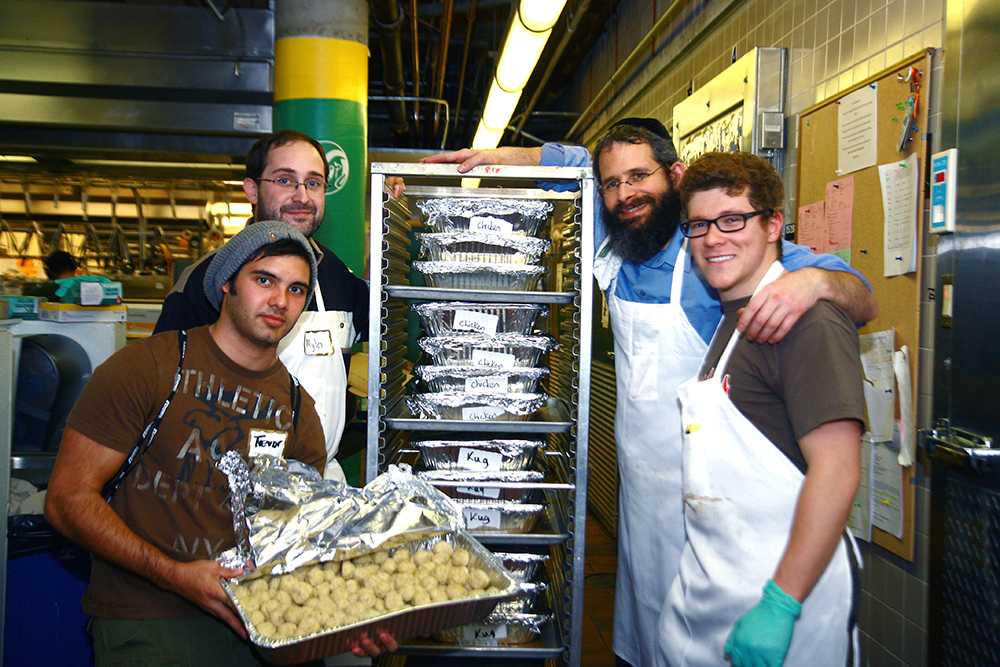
[{"xmin": 274, "ymin": 37, "xmax": 368, "ymax": 103}]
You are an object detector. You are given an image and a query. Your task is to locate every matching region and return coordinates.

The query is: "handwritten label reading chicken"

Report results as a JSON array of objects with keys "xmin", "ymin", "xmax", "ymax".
[
  {"xmin": 465, "ymin": 375, "xmax": 508, "ymax": 394},
  {"xmin": 453, "ymin": 310, "xmax": 499, "ymax": 335},
  {"xmin": 471, "ymin": 350, "xmax": 516, "ymax": 369},
  {"xmin": 462, "ymin": 406, "xmax": 506, "ymax": 421},
  {"xmin": 469, "ymin": 216, "xmax": 513, "ymax": 236}
]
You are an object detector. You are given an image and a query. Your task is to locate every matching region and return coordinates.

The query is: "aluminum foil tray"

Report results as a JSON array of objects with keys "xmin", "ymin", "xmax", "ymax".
[
  {"xmin": 225, "ymin": 531, "xmax": 518, "ymax": 665},
  {"xmin": 494, "ymin": 582, "xmax": 548, "ymax": 614},
  {"xmin": 417, "ymin": 197, "xmax": 553, "ymax": 237},
  {"xmin": 413, "ymin": 302, "xmax": 545, "ymax": 336},
  {"xmin": 416, "ymin": 232, "xmax": 551, "ymax": 264},
  {"xmin": 431, "ymin": 612, "xmax": 552, "ymax": 646},
  {"xmin": 416, "ymin": 365, "xmax": 549, "ymax": 394},
  {"xmin": 414, "ymin": 261, "xmax": 544, "ymax": 291},
  {"xmin": 458, "ymin": 500, "xmax": 545, "ymax": 534},
  {"xmin": 406, "ymin": 392, "xmax": 547, "ymax": 422},
  {"xmin": 418, "ymin": 334, "xmax": 556, "ymax": 368},
  {"xmin": 415, "ymin": 439, "xmax": 544, "ymax": 472},
  {"xmin": 417, "ymin": 470, "xmax": 544, "ymax": 502},
  {"xmin": 492, "ymin": 552, "xmax": 549, "ymax": 583}
]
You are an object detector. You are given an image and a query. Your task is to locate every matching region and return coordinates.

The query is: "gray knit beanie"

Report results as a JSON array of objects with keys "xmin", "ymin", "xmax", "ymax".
[{"xmin": 204, "ymin": 220, "xmax": 318, "ymax": 310}]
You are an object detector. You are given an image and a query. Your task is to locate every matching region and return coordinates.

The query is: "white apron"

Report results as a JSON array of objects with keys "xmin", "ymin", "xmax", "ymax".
[
  {"xmin": 661, "ymin": 261, "xmax": 860, "ymax": 667},
  {"xmin": 598, "ymin": 238, "xmax": 708, "ymax": 667},
  {"xmin": 277, "ymin": 284, "xmax": 350, "ymax": 483}
]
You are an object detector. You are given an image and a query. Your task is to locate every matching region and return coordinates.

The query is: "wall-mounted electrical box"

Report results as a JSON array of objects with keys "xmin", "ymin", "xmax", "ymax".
[{"xmin": 929, "ymin": 148, "xmax": 958, "ymax": 234}]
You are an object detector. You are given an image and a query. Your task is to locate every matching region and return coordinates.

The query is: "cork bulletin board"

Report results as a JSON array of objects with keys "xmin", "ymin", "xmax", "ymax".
[{"xmin": 796, "ymin": 50, "xmax": 934, "ymax": 561}]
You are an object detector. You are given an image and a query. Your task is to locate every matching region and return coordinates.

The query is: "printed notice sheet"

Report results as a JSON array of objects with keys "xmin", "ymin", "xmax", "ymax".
[
  {"xmin": 860, "ymin": 329, "xmax": 896, "ymax": 442},
  {"xmin": 837, "ymin": 84, "xmax": 878, "ymax": 175},
  {"xmin": 894, "ymin": 346, "xmax": 915, "ymax": 466},
  {"xmin": 872, "ymin": 437, "xmax": 904, "ymax": 539},
  {"xmin": 797, "ymin": 201, "xmax": 827, "ymax": 253},
  {"xmin": 879, "ymin": 153, "xmax": 919, "ymax": 276},
  {"xmin": 825, "ymin": 176, "xmax": 855, "ymax": 255},
  {"xmin": 848, "ymin": 440, "xmax": 873, "ymax": 542}
]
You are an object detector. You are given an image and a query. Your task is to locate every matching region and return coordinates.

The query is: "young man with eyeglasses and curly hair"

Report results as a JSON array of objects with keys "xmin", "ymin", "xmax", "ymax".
[
  {"xmin": 425, "ymin": 123, "xmax": 876, "ymax": 667},
  {"xmin": 155, "ymin": 130, "xmax": 372, "ymax": 484},
  {"xmin": 661, "ymin": 151, "xmax": 864, "ymax": 667}
]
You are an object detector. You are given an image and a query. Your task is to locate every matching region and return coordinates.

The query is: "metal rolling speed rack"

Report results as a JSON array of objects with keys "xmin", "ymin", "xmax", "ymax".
[{"xmin": 366, "ymin": 162, "xmax": 594, "ymax": 664}]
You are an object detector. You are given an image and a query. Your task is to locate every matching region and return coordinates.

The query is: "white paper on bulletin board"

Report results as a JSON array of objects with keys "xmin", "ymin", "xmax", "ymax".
[
  {"xmin": 879, "ymin": 153, "xmax": 919, "ymax": 277},
  {"xmin": 847, "ymin": 440, "xmax": 873, "ymax": 542},
  {"xmin": 871, "ymin": 436, "xmax": 904, "ymax": 539},
  {"xmin": 837, "ymin": 83, "xmax": 878, "ymax": 175},
  {"xmin": 859, "ymin": 329, "xmax": 896, "ymax": 442}
]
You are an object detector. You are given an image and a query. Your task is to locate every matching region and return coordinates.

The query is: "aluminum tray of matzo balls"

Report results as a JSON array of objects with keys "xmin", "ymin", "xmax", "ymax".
[{"xmin": 223, "ymin": 531, "xmax": 518, "ymax": 664}]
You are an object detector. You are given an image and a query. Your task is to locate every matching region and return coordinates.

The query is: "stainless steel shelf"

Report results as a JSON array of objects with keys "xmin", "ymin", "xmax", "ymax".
[
  {"xmin": 396, "ymin": 620, "xmax": 565, "ymax": 659},
  {"xmin": 385, "ymin": 398, "xmax": 573, "ymax": 434},
  {"xmin": 472, "ymin": 531, "xmax": 570, "ymax": 546},
  {"xmin": 386, "ymin": 285, "xmax": 575, "ymax": 304}
]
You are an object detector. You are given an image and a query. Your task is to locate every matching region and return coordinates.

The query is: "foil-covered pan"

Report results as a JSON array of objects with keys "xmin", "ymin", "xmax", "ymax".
[
  {"xmin": 458, "ymin": 500, "xmax": 545, "ymax": 533},
  {"xmin": 432, "ymin": 612, "xmax": 552, "ymax": 645},
  {"xmin": 415, "ymin": 439, "xmax": 544, "ymax": 472},
  {"xmin": 492, "ymin": 552, "xmax": 549, "ymax": 583},
  {"xmin": 418, "ymin": 334, "xmax": 557, "ymax": 368},
  {"xmin": 415, "ymin": 365, "xmax": 549, "ymax": 394},
  {"xmin": 406, "ymin": 392, "xmax": 547, "ymax": 422},
  {"xmin": 417, "ymin": 197, "xmax": 553, "ymax": 237},
  {"xmin": 417, "ymin": 470, "xmax": 544, "ymax": 502},
  {"xmin": 494, "ymin": 581, "xmax": 548, "ymax": 614},
  {"xmin": 414, "ymin": 261, "xmax": 544, "ymax": 291},
  {"xmin": 412, "ymin": 302, "xmax": 545, "ymax": 336},
  {"xmin": 416, "ymin": 232, "xmax": 550, "ymax": 264},
  {"xmin": 224, "ymin": 531, "xmax": 519, "ymax": 664}
]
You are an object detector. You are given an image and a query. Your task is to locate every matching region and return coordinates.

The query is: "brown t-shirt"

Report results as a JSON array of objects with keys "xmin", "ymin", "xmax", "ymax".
[
  {"xmin": 699, "ymin": 298, "xmax": 867, "ymax": 473},
  {"xmin": 67, "ymin": 325, "xmax": 326, "ymax": 619}
]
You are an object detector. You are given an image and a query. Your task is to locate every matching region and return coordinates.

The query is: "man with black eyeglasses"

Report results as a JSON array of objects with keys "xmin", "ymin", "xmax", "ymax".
[
  {"xmin": 425, "ymin": 121, "xmax": 876, "ymax": 667},
  {"xmin": 155, "ymin": 130, "xmax": 375, "ymax": 484}
]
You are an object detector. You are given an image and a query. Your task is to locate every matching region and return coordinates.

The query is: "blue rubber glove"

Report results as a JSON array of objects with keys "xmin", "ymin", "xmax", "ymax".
[{"xmin": 725, "ymin": 579, "xmax": 802, "ymax": 667}]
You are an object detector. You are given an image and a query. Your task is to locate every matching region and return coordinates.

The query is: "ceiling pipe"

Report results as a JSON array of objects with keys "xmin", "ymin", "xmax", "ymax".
[
  {"xmin": 409, "ymin": 0, "xmax": 421, "ymax": 135},
  {"xmin": 431, "ymin": 0, "xmax": 455, "ymax": 139},
  {"xmin": 371, "ymin": 0, "xmax": 409, "ymax": 141},
  {"xmin": 564, "ymin": 0, "xmax": 686, "ymax": 142},
  {"xmin": 510, "ymin": 0, "xmax": 591, "ymax": 142},
  {"xmin": 452, "ymin": 0, "xmax": 478, "ymax": 134}
]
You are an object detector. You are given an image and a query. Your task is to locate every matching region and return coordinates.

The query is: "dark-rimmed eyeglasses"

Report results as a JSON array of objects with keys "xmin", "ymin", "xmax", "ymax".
[
  {"xmin": 599, "ymin": 166, "xmax": 664, "ymax": 194},
  {"xmin": 257, "ymin": 176, "xmax": 326, "ymax": 193},
  {"xmin": 680, "ymin": 209, "xmax": 774, "ymax": 238}
]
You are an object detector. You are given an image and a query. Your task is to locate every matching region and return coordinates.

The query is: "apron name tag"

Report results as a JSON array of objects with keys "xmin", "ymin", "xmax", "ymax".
[
  {"xmin": 469, "ymin": 216, "xmax": 513, "ymax": 235},
  {"xmin": 457, "ymin": 447, "xmax": 503, "ymax": 470},
  {"xmin": 462, "ymin": 406, "xmax": 506, "ymax": 421},
  {"xmin": 471, "ymin": 350, "xmax": 515, "ymax": 369},
  {"xmin": 465, "ymin": 375, "xmax": 508, "ymax": 394},
  {"xmin": 461, "ymin": 623, "xmax": 507, "ymax": 643},
  {"xmin": 453, "ymin": 310, "xmax": 499, "ymax": 335},
  {"xmin": 303, "ymin": 330, "xmax": 335, "ymax": 356},
  {"xmin": 463, "ymin": 507, "xmax": 502, "ymax": 530},
  {"xmin": 249, "ymin": 429, "xmax": 288, "ymax": 459}
]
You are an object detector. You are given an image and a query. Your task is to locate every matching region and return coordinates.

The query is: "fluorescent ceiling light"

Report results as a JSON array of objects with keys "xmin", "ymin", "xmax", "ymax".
[
  {"xmin": 482, "ymin": 81, "xmax": 523, "ymax": 131},
  {"xmin": 73, "ymin": 159, "xmax": 242, "ymax": 170},
  {"xmin": 496, "ymin": 18, "xmax": 551, "ymax": 92},
  {"xmin": 519, "ymin": 0, "xmax": 566, "ymax": 31},
  {"xmin": 472, "ymin": 124, "xmax": 505, "ymax": 150},
  {"xmin": 0, "ymin": 155, "xmax": 37, "ymax": 163}
]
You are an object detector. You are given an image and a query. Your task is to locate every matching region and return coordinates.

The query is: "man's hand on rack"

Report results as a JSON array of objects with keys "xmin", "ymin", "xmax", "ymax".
[
  {"xmin": 385, "ymin": 176, "xmax": 406, "ymax": 199},
  {"xmin": 166, "ymin": 559, "xmax": 247, "ymax": 638},
  {"xmin": 351, "ymin": 629, "xmax": 399, "ymax": 657},
  {"xmin": 422, "ymin": 147, "xmax": 543, "ymax": 173}
]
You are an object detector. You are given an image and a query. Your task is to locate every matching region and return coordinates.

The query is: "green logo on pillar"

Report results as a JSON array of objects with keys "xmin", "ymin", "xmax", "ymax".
[{"xmin": 320, "ymin": 140, "xmax": 350, "ymax": 195}]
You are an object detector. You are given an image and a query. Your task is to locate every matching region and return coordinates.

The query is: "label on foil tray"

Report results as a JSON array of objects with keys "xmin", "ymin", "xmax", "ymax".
[
  {"xmin": 462, "ymin": 405, "xmax": 506, "ymax": 421},
  {"xmin": 465, "ymin": 375, "xmax": 509, "ymax": 394},
  {"xmin": 458, "ymin": 447, "xmax": 504, "ymax": 470},
  {"xmin": 472, "ymin": 350, "xmax": 516, "ymax": 369},
  {"xmin": 453, "ymin": 309, "xmax": 499, "ymax": 335},
  {"xmin": 469, "ymin": 216, "xmax": 514, "ymax": 235},
  {"xmin": 464, "ymin": 507, "xmax": 502, "ymax": 530},
  {"xmin": 457, "ymin": 485, "xmax": 502, "ymax": 499},
  {"xmin": 462, "ymin": 623, "xmax": 508, "ymax": 643}
]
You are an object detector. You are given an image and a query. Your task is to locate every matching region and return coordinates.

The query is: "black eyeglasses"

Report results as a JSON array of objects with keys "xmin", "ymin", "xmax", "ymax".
[
  {"xmin": 680, "ymin": 209, "xmax": 774, "ymax": 238},
  {"xmin": 257, "ymin": 176, "xmax": 326, "ymax": 193},
  {"xmin": 599, "ymin": 166, "xmax": 664, "ymax": 194}
]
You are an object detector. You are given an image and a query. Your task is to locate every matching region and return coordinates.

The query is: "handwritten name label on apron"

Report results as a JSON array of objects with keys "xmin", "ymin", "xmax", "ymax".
[
  {"xmin": 457, "ymin": 485, "xmax": 502, "ymax": 499},
  {"xmin": 462, "ymin": 405, "xmax": 506, "ymax": 421},
  {"xmin": 465, "ymin": 375, "xmax": 508, "ymax": 394},
  {"xmin": 461, "ymin": 623, "xmax": 507, "ymax": 643},
  {"xmin": 471, "ymin": 350, "xmax": 516, "ymax": 369},
  {"xmin": 303, "ymin": 330, "xmax": 334, "ymax": 356},
  {"xmin": 80, "ymin": 282, "xmax": 104, "ymax": 306},
  {"xmin": 469, "ymin": 216, "xmax": 513, "ymax": 235},
  {"xmin": 453, "ymin": 310, "xmax": 499, "ymax": 335},
  {"xmin": 463, "ymin": 507, "xmax": 502, "ymax": 530},
  {"xmin": 248, "ymin": 429, "xmax": 287, "ymax": 458},
  {"xmin": 458, "ymin": 447, "xmax": 503, "ymax": 470}
]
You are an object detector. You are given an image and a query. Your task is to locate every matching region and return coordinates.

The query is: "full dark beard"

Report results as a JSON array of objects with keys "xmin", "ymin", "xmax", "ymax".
[{"xmin": 603, "ymin": 191, "xmax": 683, "ymax": 263}]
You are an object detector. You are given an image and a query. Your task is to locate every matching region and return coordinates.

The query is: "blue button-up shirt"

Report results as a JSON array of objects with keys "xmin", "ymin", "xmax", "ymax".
[{"xmin": 540, "ymin": 142, "xmax": 870, "ymax": 344}]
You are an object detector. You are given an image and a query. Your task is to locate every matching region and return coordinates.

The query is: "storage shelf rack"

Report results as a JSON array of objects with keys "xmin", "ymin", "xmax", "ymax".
[{"xmin": 366, "ymin": 163, "xmax": 594, "ymax": 665}]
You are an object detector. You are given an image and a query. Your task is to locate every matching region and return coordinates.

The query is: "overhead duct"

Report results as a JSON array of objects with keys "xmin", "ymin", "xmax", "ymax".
[{"xmin": 372, "ymin": 0, "xmax": 409, "ymax": 141}]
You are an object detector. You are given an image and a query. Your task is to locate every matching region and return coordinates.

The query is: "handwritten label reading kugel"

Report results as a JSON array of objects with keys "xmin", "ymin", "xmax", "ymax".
[
  {"xmin": 462, "ymin": 624, "xmax": 507, "ymax": 642},
  {"xmin": 469, "ymin": 216, "xmax": 514, "ymax": 235},
  {"xmin": 458, "ymin": 447, "xmax": 504, "ymax": 470},
  {"xmin": 457, "ymin": 485, "xmax": 502, "ymax": 499},
  {"xmin": 453, "ymin": 310, "xmax": 500, "ymax": 335},
  {"xmin": 463, "ymin": 507, "xmax": 502, "ymax": 530}
]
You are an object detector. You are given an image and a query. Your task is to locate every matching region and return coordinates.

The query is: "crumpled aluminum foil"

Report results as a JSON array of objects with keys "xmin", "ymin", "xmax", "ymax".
[
  {"xmin": 417, "ymin": 198, "xmax": 553, "ymax": 237},
  {"xmin": 413, "ymin": 261, "xmax": 545, "ymax": 291},
  {"xmin": 415, "ymin": 232, "xmax": 551, "ymax": 264},
  {"xmin": 412, "ymin": 301, "xmax": 545, "ymax": 336},
  {"xmin": 414, "ymin": 439, "xmax": 544, "ymax": 472},
  {"xmin": 407, "ymin": 392, "xmax": 547, "ymax": 421},
  {"xmin": 492, "ymin": 552, "xmax": 549, "ymax": 582},
  {"xmin": 415, "ymin": 365, "xmax": 549, "ymax": 394},
  {"xmin": 418, "ymin": 333, "xmax": 557, "ymax": 367},
  {"xmin": 432, "ymin": 612, "xmax": 552, "ymax": 644},
  {"xmin": 217, "ymin": 453, "xmax": 465, "ymax": 577}
]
